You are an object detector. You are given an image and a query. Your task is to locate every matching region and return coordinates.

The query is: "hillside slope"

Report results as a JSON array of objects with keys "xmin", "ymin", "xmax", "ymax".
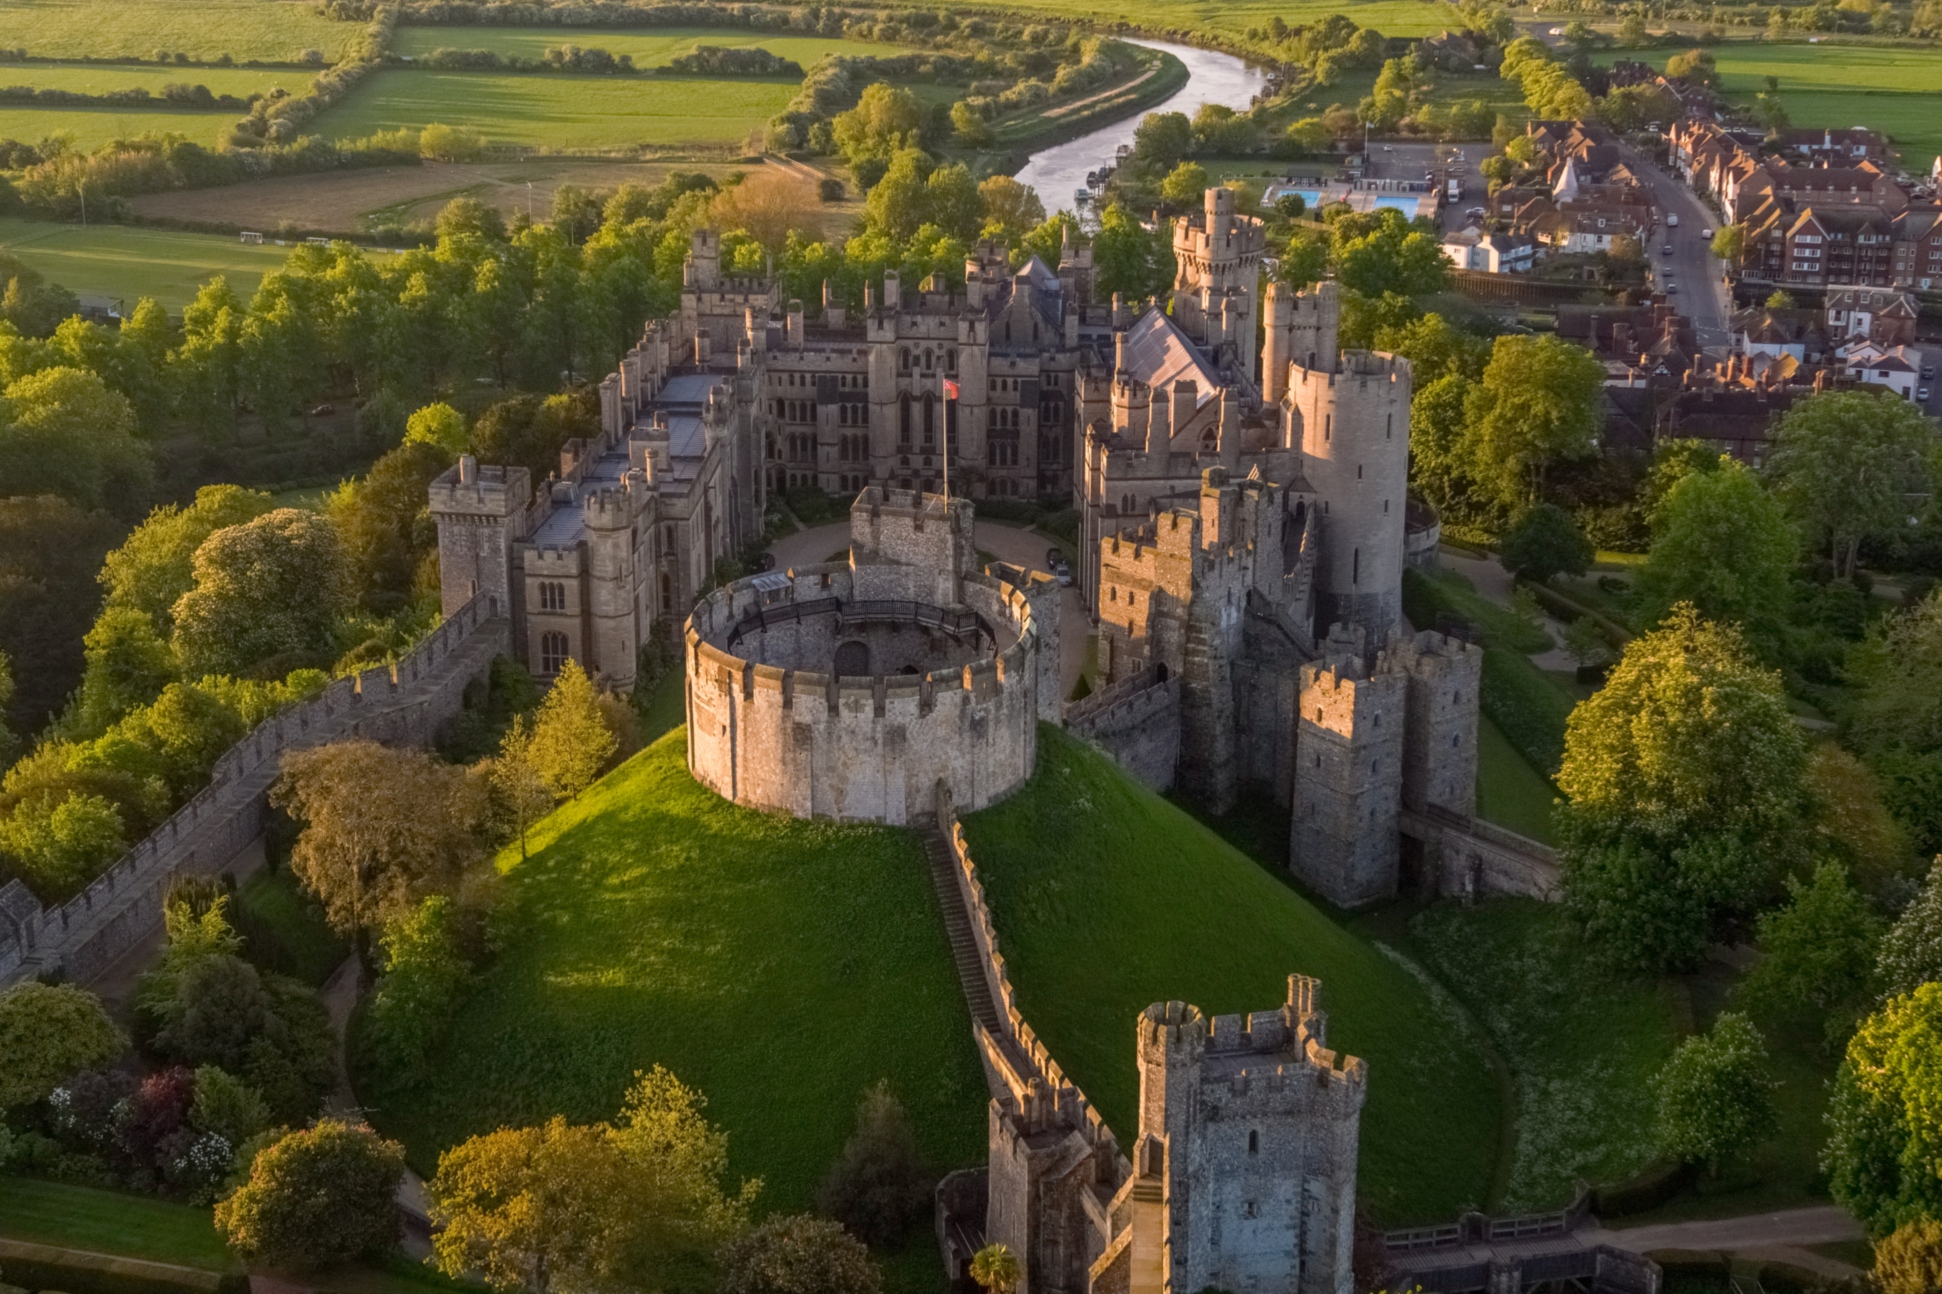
[
  {"xmin": 373, "ymin": 729, "xmax": 988, "ymax": 1210},
  {"xmin": 962, "ymin": 726, "xmax": 1500, "ymax": 1224}
]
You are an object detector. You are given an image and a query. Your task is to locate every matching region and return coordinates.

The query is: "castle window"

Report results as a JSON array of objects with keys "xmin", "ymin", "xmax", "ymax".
[
  {"xmin": 1248, "ymin": 1130, "xmax": 1259, "ymax": 1154},
  {"xmin": 539, "ymin": 631, "xmax": 569, "ymax": 675},
  {"xmin": 538, "ymin": 581, "xmax": 567, "ymax": 612},
  {"xmin": 1315, "ymin": 708, "xmax": 1323, "ymax": 722},
  {"xmin": 1324, "ymin": 414, "xmax": 1331, "ymax": 441},
  {"xmin": 901, "ymin": 348, "xmax": 910, "ymax": 371},
  {"xmin": 1357, "ymin": 464, "xmax": 1362, "ymax": 480},
  {"xmin": 1452, "ymin": 734, "xmax": 1460, "ymax": 748},
  {"xmin": 1128, "ymin": 593, "xmax": 1137, "ymax": 606},
  {"xmin": 1243, "ymin": 1201, "xmax": 1258, "ymax": 1219},
  {"xmin": 922, "ymin": 393, "xmax": 936, "ymax": 446},
  {"xmin": 924, "ymin": 349, "xmax": 934, "ymax": 371},
  {"xmin": 660, "ymin": 573, "xmax": 672, "ymax": 612},
  {"xmin": 1353, "ymin": 548, "xmax": 1359, "ymax": 584},
  {"xmin": 946, "ymin": 349, "xmax": 957, "ymax": 374},
  {"xmin": 1387, "ymin": 413, "xmax": 1394, "ymax": 440},
  {"xmin": 900, "ymin": 395, "xmax": 912, "ymax": 446}
]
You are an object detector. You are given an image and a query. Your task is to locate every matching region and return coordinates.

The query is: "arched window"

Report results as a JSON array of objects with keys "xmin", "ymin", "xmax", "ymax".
[
  {"xmin": 538, "ymin": 581, "xmax": 566, "ymax": 612},
  {"xmin": 899, "ymin": 394, "xmax": 912, "ymax": 447},
  {"xmin": 900, "ymin": 347, "xmax": 910, "ymax": 371},
  {"xmin": 539, "ymin": 631, "xmax": 570, "ymax": 675},
  {"xmin": 922, "ymin": 393, "xmax": 935, "ymax": 446},
  {"xmin": 946, "ymin": 349, "xmax": 957, "ymax": 374},
  {"xmin": 660, "ymin": 573, "xmax": 672, "ymax": 612},
  {"xmin": 923, "ymin": 349, "xmax": 933, "ymax": 371}
]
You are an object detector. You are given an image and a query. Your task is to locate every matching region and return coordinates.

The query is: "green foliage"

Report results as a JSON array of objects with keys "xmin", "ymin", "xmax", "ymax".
[
  {"xmin": 1132, "ymin": 110, "xmax": 1193, "ymax": 169},
  {"xmin": 1462, "ymin": 334, "xmax": 1605, "ymax": 508},
  {"xmin": 1878, "ymin": 860, "xmax": 1942, "ymax": 1000},
  {"xmin": 1769, "ymin": 389, "xmax": 1935, "ymax": 579},
  {"xmin": 73, "ymin": 606, "xmax": 179, "ymax": 736},
  {"xmin": 326, "ymin": 437, "xmax": 451, "ymax": 615},
  {"xmin": 190, "ymin": 1064, "xmax": 270, "ymax": 1151},
  {"xmin": 832, "ymin": 82, "xmax": 924, "ymax": 172},
  {"xmin": 171, "ymin": 507, "xmax": 353, "ymax": 678},
  {"xmin": 1558, "ymin": 607, "xmax": 1809, "ymax": 971},
  {"xmin": 1278, "ymin": 229, "xmax": 1329, "ymax": 292},
  {"xmin": 1875, "ymin": 1218, "xmax": 1942, "ymax": 1294},
  {"xmin": 1737, "ymin": 861, "xmax": 1881, "ymax": 1046},
  {"xmin": 215, "ymin": 1119, "xmax": 405, "ymax": 1269},
  {"xmin": 1824, "ymin": 983, "xmax": 1942, "ymax": 1236},
  {"xmin": 0, "ymin": 981, "xmax": 125, "ymax": 1110},
  {"xmin": 366, "ymin": 895, "xmax": 474, "ymax": 1085},
  {"xmin": 1331, "ymin": 208, "xmax": 1450, "ymax": 300},
  {"xmin": 1091, "ymin": 202, "xmax": 1173, "ymax": 303},
  {"xmin": 817, "ymin": 1081, "xmax": 928, "ymax": 1247},
  {"xmin": 1406, "ymin": 372, "xmax": 1477, "ymax": 511},
  {"xmin": 0, "ymin": 365, "xmax": 152, "ymax": 519},
  {"xmin": 529, "ymin": 659, "xmax": 619, "ymax": 800},
  {"xmin": 404, "ymin": 401, "xmax": 469, "ymax": 455},
  {"xmin": 1160, "ymin": 161, "xmax": 1211, "ymax": 207},
  {"xmin": 1653, "ymin": 1011, "xmax": 1778, "ymax": 1172},
  {"xmin": 0, "ymin": 789, "xmax": 125, "ymax": 896},
  {"xmin": 1636, "ymin": 456, "xmax": 1796, "ymax": 639},
  {"xmin": 1847, "ymin": 591, "xmax": 1942, "ymax": 858},
  {"xmin": 1500, "ymin": 504, "xmax": 1593, "ymax": 585},
  {"xmin": 970, "ymin": 1245, "xmax": 1021, "ymax": 1294},
  {"xmin": 721, "ymin": 1215, "xmax": 881, "ymax": 1294}
]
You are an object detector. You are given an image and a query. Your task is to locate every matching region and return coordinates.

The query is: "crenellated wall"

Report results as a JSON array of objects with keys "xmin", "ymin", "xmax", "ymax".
[{"xmin": 0, "ymin": 598, "xmax": 510, "ymax": 988}]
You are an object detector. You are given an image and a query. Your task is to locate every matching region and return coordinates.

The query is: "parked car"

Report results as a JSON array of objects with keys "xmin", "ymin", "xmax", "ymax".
[
  {"xmin": 1662, "ymin": 243, "xmax": 1674, "ymax": 256},
  {"xmin": 1700, "ymin": 228, "xmax": 1713, "ymax": 239},
  {"xmin": 1051, "ymin": 558, "xmax": 1074, "ymax": 586},
  {"xmin": 1922, "ymin": 364, "xmax": 1936, "ymax": 380},
  {"xmin": 1921, "ymin": 388, "xmax": 1933, "ymax": 403},
  {"xmin": 1664, "ymin": 282, "xmax": 1679, "ymax": 294}
]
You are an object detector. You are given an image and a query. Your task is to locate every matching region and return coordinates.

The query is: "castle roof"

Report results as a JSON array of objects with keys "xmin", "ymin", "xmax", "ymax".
[{"xmin": 1116, "ymin": 307, "xmax": 1222, "ymax": 411}]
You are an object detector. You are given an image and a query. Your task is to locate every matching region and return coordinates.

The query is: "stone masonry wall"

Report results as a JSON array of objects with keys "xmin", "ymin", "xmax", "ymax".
[
  {"xmin": 0, "ymin": 599, "xmax": 510, "ymax": 988},
  {"xmin": 1065, "ymin": 666, "xmax": 1182, "ymax": 793}
]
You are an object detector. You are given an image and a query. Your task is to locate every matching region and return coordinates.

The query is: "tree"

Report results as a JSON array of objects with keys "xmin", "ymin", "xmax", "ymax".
[
  {"xmin": 528, "ymin": 660, "xmax": 620, "ymax": 800},
  {"xmin": 0, "ymin": 365, "xmax": 152, "ymax": 517},
  {"xmin": 1736, "ymin": 861, "xmax": 1881, "ymax": 1044},
  {"xmin": 1558, "ymin": 607, "xmax": 1809, "ymax": 971},
  {"xmin": 0, "ymin": 981, "xmax": 125, "ymax": 1109},
  {"xmin": 1499, "ymin": 503, "xmax": 1593, "ymax": 584},
  {"xmin": 404, "ymin": 402, "xmax": 469, "ymax": 455},
  {"xmin": 1278, "ymin": 229, "xmax": 1329, "ymax": 292},
  {"xmin": 1878, "ymin": 860, "xmax": 1942, "ymax": 1000},
  {"xmin": 719, "ymin": 1216, "xmax": 880, "ymax": 1294},
  {"xmin": 1848, "ymin": 591, "xmax": 1942, "ymax": 858},
  {"xmin": 429, "ymin": 1117, "xmax": 643, "ymax": 1294},
  {"xmin": 1635, "ymin": 457, "xmax": 1796, "ymax": 638},
  {"xmin": 0, "ymin": 495, "xmax": 123, "ymax": 742},
  {"xmin": 950, "ymin": 100, "xmax": 991, "ymax": 148},
  {"xmin": 1160, "ymin": 162, "xmax": 1211, "ymax": 208},
  {"xmin": 818, "ymin": 1081, "xmax": 928, "ymax": 1246},
  {"xmin": 1132, "ymin": 111, "xmax": 1193, "ymax": 169},
  {"xmin": 1332, "ymin": 209, "xmax": 1450, "ymax": 299},
  {"xmin": 862, "ymin": 148, "xmax": 933, "ymax": 241},
  {"xmin": 273, "ymin": 740, "xmax": 491, "ymax": 940},
  {"xmin": 190, "ymin": 1064, "xmax": 270, "ymax": 1151},
  {"xmin": 100, "ymin": 485, "xmax": 275, "ymax": 627},
  {"xmin": 74, "ymin": 606, "xmax": 178, "ymax": 734},
  {"xmin": 1875, "ymin": 1218, "xmax": 1942, "ymax": 1294},
  {"xmin": 1655, "ymin": 1014, "xmax": 1778, "ymax": 1173},
  {"xmin": 1092, "ymin": 203, "xmax": 1172, "ymax": 303},
  {"xmin": 606, "ymin": 1064, "xmax": 760, "ymax": 1269},
  {"xmin": 0, "ymin": 790, "xmax": 125, "ymax": 896},
  {"xmin": 1710, "ymin": 225, "xmax": 1745, "ymax": 263},
  {"xmin": 976, "ymin": 176, "xmax": 1043, "ymax": 247},
  {"xmin": 171, "ymin": 508, "xmax": 354, "ymax": 677},
  {"xmin": 970, "ymin": 1244, "xmax": 1022, "ymax": 1294},
  {"xmin": 488, "ymin": 714, "xmax": 555, "ymax": 861},
  {"xmin": 1765, "ymin": 289, "xmax": 1797, "ymax": 310},
  {"xmin": 214, "ymin": 1120, "xmax": 405, "ymax": 1269},
  {"xmin": 1461, "ymin": 334, "xmax": 1605, "ymax": 507},
  {"xmin": 365, "ymin": 895, "xmax": 473, "ymax": 1083},
  {"xmin": 326, "ymin": 438, "xmax": 451, "ymax": 612},
  {"xmin": 1823, "ymin": 983, "xmax": 1942, "ymax": 1236},
  {"xmin": 1769, "ymin": 389, "xmax": 1935, "ymax": 579},
  {"xmin": 1407, "ymin": 372, "xmax": 1477, "ymax": 510},
  {"xmin": 831, "ymin": 83, "xmax": 923, "ymax": 170}
]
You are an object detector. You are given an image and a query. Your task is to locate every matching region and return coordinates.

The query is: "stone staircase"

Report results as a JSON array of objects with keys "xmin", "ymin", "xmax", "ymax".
[{"xmin": 923, "ymin": 827, "xmax": 1004, "ymax": 1037}]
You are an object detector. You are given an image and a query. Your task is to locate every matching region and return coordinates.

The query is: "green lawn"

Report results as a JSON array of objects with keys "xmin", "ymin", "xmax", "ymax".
[
  {"xmin": 0, "ymin": 0, "xmax": 358, "ymax": 62},
  {"xmin": 0, "ymin": 106, "xmax": 233, "ymax": 150},
  {"xmin": 370, "ymin": 728, "xmax": 988, "ymax": 1221},
  {"xmin": 0, "ymin": 62, "xmax": 316, "ymax": 96},
  {"xmin": 1400, "ymin": 900, "xmax": 1680, "ymax": 1212},
  {"xmin": 961, "ymin": 725, "xmax": 1501, "ymax": 1225},
  {"xmin": 392, "ymin": 25, "xmax": 899, "ymax": 67},
  {"xmin": 0, "ymin": 1178, "xmax": 235, "ymax": 1270},
  {"xmin": 1476, "ymin": 717, "xmax": 1558, "ymax": 845},
  {"xmin": 314, "ymin": 69, "xmax": 799, "ymax": 149},
  {"xmin": 0, "ymin": 217, "xmax": 349, "ymax": 309}
]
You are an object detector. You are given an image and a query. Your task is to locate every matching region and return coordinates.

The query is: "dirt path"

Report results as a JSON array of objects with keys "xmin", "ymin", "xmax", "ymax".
[
  {"xmin": 320, "ymin": 953, "xmax": 434, "ymax": 1256},
  {"xmin": 1042, "ymin": 66, "xmax": 1158, "ymax": 119},
  {"xmin": 1438, "ymin": 547, "xmax": 1578, "ymax": 670}
]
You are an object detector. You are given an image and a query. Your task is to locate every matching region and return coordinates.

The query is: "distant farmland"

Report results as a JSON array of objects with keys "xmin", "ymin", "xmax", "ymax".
[
  {"xmin": 391, "ymin": 25, "xmax": 897, "ymax": 67},
  {"xmin": 0, "ymin": 106, "xmax": 233, "ymax": 150},
  {"xmin": 0, "ymin": 63, "xmax": 316, "ymax": 98},
  {"xmin": 0, "ymin": 217, "xmax": 354, "ymax": 310},
  {"xmin": 312, "ymin": 69, "xmax": 798, "ymax": 149},
  {"xmin": 0, "ymin": 0, "xmax": 357, "ymax": 62}
]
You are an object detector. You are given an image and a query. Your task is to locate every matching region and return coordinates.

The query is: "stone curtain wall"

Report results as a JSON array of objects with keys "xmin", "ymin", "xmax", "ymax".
[
  {"xmin": 1399, "ymin": 806, "xmax": 1563, "ymax": 903},
  {"xmin": 0, "ymin": 598, "xmax": 511, "ymax": 987},
  {"xmin": 1064, "ymin": 665, "xmax": 1182, "ymax": 793}
]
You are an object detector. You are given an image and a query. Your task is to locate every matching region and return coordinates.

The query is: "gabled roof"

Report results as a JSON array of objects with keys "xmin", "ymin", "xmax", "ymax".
[{"xmin": 1118, "ymin": 308, "xmax": 1222, "ymax": 410}]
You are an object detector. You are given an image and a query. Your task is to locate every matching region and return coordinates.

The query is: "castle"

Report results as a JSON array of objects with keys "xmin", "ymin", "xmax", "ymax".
[{"xmin": 428, "ymin": 182, "xmax": 1482, "ymax": 908}]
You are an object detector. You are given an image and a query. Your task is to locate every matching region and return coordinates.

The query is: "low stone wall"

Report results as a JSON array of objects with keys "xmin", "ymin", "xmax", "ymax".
[
  {"xmin": 1402, "ymin": 806, "xmax": 1563, "ymax": 903},
  {"xmin": 0, "ymin": 598, "xmax": 510, "ymax": 987},
  {"xmin": 1064, "ymin": 665, "xmax": 1181, "ymax": 792}
]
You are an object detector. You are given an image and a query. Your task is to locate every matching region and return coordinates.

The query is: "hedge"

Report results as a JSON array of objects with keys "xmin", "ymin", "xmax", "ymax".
[{"xmin": 0, "ymin": 1240, "xmax": 243, "ymax": 1294}]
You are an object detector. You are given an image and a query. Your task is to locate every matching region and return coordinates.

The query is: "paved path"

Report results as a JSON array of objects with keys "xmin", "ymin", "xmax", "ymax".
[
  {"xmin": 321, "ymin": 952, "xmax": 434, "ymax": 1257},
  {"xmin": 1437, "ymin": 548, "xmax": 1577, "ymax": 671},
  {"xmin": 1588, "ymin": 1205, "xmax": 1864, "ymax": 1256}
]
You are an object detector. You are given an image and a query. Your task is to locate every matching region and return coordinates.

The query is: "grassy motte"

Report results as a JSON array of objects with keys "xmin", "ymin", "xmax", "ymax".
[
  {"xmin": 0, "ymin": 1178, "xmax": 234, "ymax": 1269},
  {"xmin": 315, "ymin": 70, "xmax": 799, "ymax": 148},
  {"xmin": 369, "ymin": 729, "xmax": 987, "ymax": 1214},
  {"xmin": 961, "ymin": 725, "xmax": 1500, "ymax": 1224},
  {"xmin": 1402, "ymin": 900, "xmax": 1678, "ymax": 1211}
]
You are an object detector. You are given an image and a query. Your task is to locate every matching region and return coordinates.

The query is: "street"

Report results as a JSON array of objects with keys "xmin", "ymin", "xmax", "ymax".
[{"xmin": 1614, "ymin": 142, "xmax": 1735, "ymax": 351}]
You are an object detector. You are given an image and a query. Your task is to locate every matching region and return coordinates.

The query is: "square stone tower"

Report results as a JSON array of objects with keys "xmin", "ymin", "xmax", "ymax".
[{"xmin": 1291, "ymin": 627, "xmax": 1407, "ymax": 908}]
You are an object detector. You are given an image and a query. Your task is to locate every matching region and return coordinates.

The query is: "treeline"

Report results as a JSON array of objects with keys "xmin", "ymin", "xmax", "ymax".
[
  {"xmin": 668, "ymin": 45, "xmax": 802, "ymax": 76},
  {"xmin": 415, "ymin": 41, "xmax": 636, "ymax": 71},
  {"xmin": 0, "ymin": 83, "xmax": 257, "ymax": 110}
]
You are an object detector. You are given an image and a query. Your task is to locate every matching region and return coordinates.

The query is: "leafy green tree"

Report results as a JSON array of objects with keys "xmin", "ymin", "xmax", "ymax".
[
  {"xmin": 171, "ymin": 508, "xmax": 353, "ymax": 677},
  {"xmin": 1710, "ymin": 225, "xmax": 1745, "ymax": 264},
  {"xmin": 1635, "ymin": 457, "xmax": 1796, "ymax": 637},
  {"xmin": 0, "ymin": 365, "xmax": 152, "ymax": 518},
  {"xmin": 1279, "ymin": 229, "xmax": 1329, "ymax": 292},
  {"xmin": 971, "ymin": 1244, "xmax": 1022, "ymax": 1294},
  {"xmin": 0, "ymin": 790, "xmax": 124, "ymax": 896},
  {"xmin": 832, "ymin": 83, "xmax": 924, "ymax": 170},
  {"xmin": 99, "ymin": 486, "xmax": 276, "ymax": 627},
  {"xmin": 818, "ymin": 1081, "xmax": 928, "ymax": 1246},
  {"xmin": 1847, "ymin": 591, "xmax": 1942, "ymax": 858},
  {"xmin": 1824, "ymin": 982, "xmax": 1942, "ymax": 1236},
  {"xmin": 1331, "ymin": 208, "xmax": 1450, "ymax": 299},
  {"xmin": 215, "ymin": 1119, "xmax": 405, "ymax": 1269},
  {"xmin": 1407, "ymin": 373, "xmax": 1478, "ymax": 510},
  {"xmin": 1499, "ymin": 503, "xmax": 1593, "ymax": 584},
  {"xmin": 1653, "ymin": 1012, "xmax": 1778, "ymax": 1173},
  {"xmin": 949, "ymin": 100, "xmax": 992, "ymax": 148},
  {"xmin": 404, "ymin": 402, "xmax": 468, "ymax": 455},
  {"xmin": 1285, "ymin": 117, "xmax": 1331, "ymax": 154},
  {"xmin": 1875, "ymin": 1218, "xmax": 1942, "ymax": 1294},
  {"xmin": 73, "ymin": 606, "xmax": 178, "ymax": 734},
  {"xmin": 365, "ymin": 895, "xmax": 473, "ymax": 1083},
  {"xmin": 1878, "ymin": 860, "xmax": 1942, "ymax": 1000},
  {"xmin": 0, "ymin": 496, "xmax": 119, "ymax": 741},
  {"xmin": 1092, "ymin": 203, "xmax": 1173, "ymax": 303},
  {"xmin": 1461, "ymin": 334, "xmax": 1605, "ymax": 508},
  {"xmin": 975, "ymin": 176, "xmax": 1043, "ymax": 247},
  {"xmin": 0, "ymin": 981, "xmax": 125, "ymax": 1109},
  {"xmin": 1558, "ymin": 607, "xmax": 1809, "ymax": 970},
  {"xmin": 1160, "ymin": 162, "xmax": 1211, "ymax": 207},
  {"xmin": 326, "ymin": 439, "xmax": 451, "ymax": 612},
  {"xmin": 720, "ymin": 1216, "xmax": 881, "ymax": 1294},
  {"xmin": 488, "ymin": 714, "xmax": 554, "ymax": 861},
  {"xmin": 1737, "ymin": 861, "xmax": 1881, "ymax": 1044},
  {"xmin": 1132, "ymin": 111, "xmax": 1193, "ymax": 169},
  {"xmin": 1769, "ymin": 389, "xmax": 1935, "ymax": 579},
  {"xmin": 1371, "ymin": 312, "xmax": 1489, "ymax": 383},
  {"xmin": 190, "ymin": 1064, "xmax": 271, "ymax": 1151},
  {"xmin": 529, "ymin": 660, "xmax": 620, "ymax": 800}
]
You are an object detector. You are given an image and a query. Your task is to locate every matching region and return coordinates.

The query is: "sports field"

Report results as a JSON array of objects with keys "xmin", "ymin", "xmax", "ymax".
[
  {"xmin": 314, "ymin": 69, "xmax": 798, "ymax": 149},
  {"xmin": 391, "ymin": 25, "xmax": 897, "ymax": 66},
  {"xmin": 0, "ymin": 217, "xmax": 335, "ymax": 308},
  {"xmin": 962, "ymin": 725, "xmax": 1501, "ymax": 1225},
  {"xmin": 0, "ymin": 0, "xmax": 357, "ymax": 62},
  {"xmin": 0, "ymin": 62, "xmax": 316, "ymax": 97}
]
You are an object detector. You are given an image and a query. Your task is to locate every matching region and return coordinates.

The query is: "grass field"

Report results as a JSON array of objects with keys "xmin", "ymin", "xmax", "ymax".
[
  {"xmin": 961, "ymin": 725, "xmax": 1501, "ymax": 1224},
  {"xmin": 1476, "ymin": 717, "xmax": 1558, "ymax": 844},
  {"xmin": 392, "ymin": 25, "xmax": 899, "ymax": 67},
  {"xmin": 0, "ymin": 0, "xmax": 358, "ymax": 62},
  {"xmin": 935, "ymin": 0, "xmax": 1451, "ymax": 40},
  {"xmin": 0, "ymin": 1178, "xmax": 234, "ymax": 1269},
  {"xmin": 0, "ymin": 106, "xmax": 232, "ymax": 150},
  {"xmin": 370, "ymin": 729, "xmax": 988, "ymax": 1222},
  {"xmin": 315, "ymin": 70, "xmax": 796, "ymax": 149},
  {"xmin": 0, "ymin": 62, "xmax": 316, "ymax": 97},
  {"xmin": 0, "ymin": 216, "xmax": 334, "ymax": 308},
  {"xmin": 1397, "ymin": 900, "xmax": 1679, "ymax": 1211}
]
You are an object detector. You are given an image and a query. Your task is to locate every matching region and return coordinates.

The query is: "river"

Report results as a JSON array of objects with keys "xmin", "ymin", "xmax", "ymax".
[{"xmin": 1013, "ymin": 38, "xmax": 1270, "ymax": 214}]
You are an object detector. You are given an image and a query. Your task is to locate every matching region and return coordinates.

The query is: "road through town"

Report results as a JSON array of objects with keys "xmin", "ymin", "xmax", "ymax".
[{"xmin": 1618, "ymin": 143, "xmax": 1735, "ymax": 351}]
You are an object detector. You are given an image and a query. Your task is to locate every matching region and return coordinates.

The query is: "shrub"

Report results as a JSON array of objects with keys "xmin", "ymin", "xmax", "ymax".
[
  {"xmin": 0, "ymin": 982, "xmax": 125, "ymax": 1110},
  {"xmin": 215, "ymin": 1120, "xmax": 405, "ymax": 1269},
  {"xmin": 1652, "ymin": 1012, "xmax": 1777, "ymax": 1172},
  {"xmin": 817, "ymin": 1081, "xmax": 929, "ymax": 1245},
  {"xmin": 719, "ymin": 1215, "xmax": 880, "ymax": 1294}
]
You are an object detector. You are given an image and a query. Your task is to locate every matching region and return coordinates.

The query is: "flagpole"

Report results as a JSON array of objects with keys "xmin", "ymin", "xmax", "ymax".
[{"xmin": 942, "ymin": 377, "xmax": 956, "ymax": 500}]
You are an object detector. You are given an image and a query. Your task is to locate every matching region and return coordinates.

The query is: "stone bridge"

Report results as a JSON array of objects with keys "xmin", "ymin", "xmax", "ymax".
[{"xmin": 0, "ymin": 597, "xmax": 510, "ymax": 988}]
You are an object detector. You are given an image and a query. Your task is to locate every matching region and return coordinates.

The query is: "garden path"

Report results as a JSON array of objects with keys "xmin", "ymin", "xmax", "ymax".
[{"xmin": 321, "ymin": 953, "xmax": 433, "ymax": 1257}]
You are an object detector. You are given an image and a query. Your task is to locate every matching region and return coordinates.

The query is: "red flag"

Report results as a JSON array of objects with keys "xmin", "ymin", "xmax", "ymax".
[{"xmin": 943, "ymin": 378, "xmax": 959, "ymax": 399}]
